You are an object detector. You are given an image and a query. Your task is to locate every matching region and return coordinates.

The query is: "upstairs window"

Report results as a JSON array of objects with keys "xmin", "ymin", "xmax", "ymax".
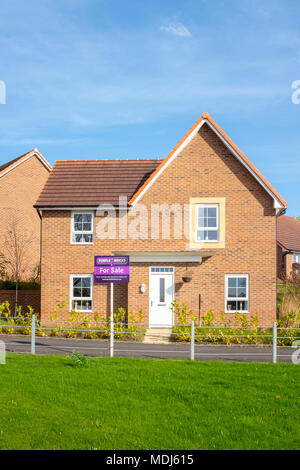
[
  {"xmin": 71, "ymin": 212, "xmax": 94, "ymax": 244},
  {"xmin": 293, "ymin": 254, "xmax": 300, "ymax": 263},
  {"xmin": 225, "ymin": 275, "xmax": 249, "ymax": 313},
  {"xmin": 196, "ymin": 204, "xmax": 219, "ymax": 242}
]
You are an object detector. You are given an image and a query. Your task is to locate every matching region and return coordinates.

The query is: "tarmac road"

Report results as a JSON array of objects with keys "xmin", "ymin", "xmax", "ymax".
[{"xmin": 0, "ymin": 334, "xmax": 295, "ymax": 363}]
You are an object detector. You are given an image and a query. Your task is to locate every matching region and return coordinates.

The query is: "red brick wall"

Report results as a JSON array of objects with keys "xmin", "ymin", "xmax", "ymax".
[
  {"xmin": 286, "ymin": 253, "xmax": 294, "ymax": 278},
  {"xmin": 0, "ymin": 290, "xmax": 41, "ymax": 314},
  {"xmin": 40, "ymin": 123, "xmax": 277, "ymax": 326}
]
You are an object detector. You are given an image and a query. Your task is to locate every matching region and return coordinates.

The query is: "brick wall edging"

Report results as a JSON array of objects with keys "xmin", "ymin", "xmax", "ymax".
[{"xmin": 0, "ymin": 290, "xmax": 41, "ymax": 314}]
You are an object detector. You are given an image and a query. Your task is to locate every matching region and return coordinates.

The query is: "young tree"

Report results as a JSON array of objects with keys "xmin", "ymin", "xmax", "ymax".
[
  {"xmin": 296, "ymin": 216, "xmax": 300, "ymax": 222},
  {"xmin": 1, "ymin": 216, "xmax": 37, "ymax": 314}
]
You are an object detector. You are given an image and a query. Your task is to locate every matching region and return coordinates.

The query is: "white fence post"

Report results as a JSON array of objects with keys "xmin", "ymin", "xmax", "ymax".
[
  {"xmin": 110, "ymin": 315, "xmax": 114, "ymax": 358},
  {"xmin": 31, "ymin": 314, "xmax": 36, "ymax": 355},
  {"xmin": 110, "ymin": 282, "xmax": 114, "ymax": 358},
  {"xmin": 272, "ymin": 321, "xmax": 277, "ymax": 364},
  {"xmin": 190, "ymin": 320, "xmax": 195, "ymax": 361}
]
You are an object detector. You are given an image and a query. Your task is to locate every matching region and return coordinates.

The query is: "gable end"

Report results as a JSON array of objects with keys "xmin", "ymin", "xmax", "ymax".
[{"xmin": 129, "ymin": 113, "xmax": 287, "ymax": 212}]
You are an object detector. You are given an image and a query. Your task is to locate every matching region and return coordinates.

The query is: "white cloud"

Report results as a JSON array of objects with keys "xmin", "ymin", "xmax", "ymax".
[{"xmin": 160, "ymin": 21, "xmax": 191, "ymax": 37}]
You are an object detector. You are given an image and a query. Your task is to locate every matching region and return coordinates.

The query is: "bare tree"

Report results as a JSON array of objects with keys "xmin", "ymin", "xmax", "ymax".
[
  {"xmin": 0, "ymin": 253, "xmax": 6, "ymax": 278},
  {"xmin": 1, "ymin": 215, "xmax": 37, "ymax": 314}
]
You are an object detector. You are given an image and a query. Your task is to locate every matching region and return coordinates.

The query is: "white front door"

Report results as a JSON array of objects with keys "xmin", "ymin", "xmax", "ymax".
[{"xmin": 149, "ymin": 267, "xmax": 174, "ymax": 327}]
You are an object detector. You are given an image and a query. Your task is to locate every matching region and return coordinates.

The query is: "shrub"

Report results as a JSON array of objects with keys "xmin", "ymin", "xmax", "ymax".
[
  {"xmin": 0, "ymin": 301, "xmax": 46, "ymax": 336},
  {"xmin": 171, "ymin": 309, "xmax": 300, "ymax": 346},
  {"xmin": 202, "ymin": 310, "xmax": 215, "ymax": 326},
  {"xmin": 14, "ymin": 300, "xmax": 146, "ymax": 342},
  {"xmin": 278, "ymin": 279, "xmax": 300, "ymax": 318},
  {"xmin": 69, "ymin": 351, "xmax": 88, "ymax": 367},
  {"xmin": 0, "ymin": 280, "xmax": 40, "ymax": 290},
  {"xmin": 170, "ymin": 300, "xmax": 196, "ymax": 342}
]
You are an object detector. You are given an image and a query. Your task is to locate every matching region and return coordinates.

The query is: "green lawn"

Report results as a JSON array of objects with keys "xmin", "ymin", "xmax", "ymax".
[{"xmin": 0, "ymin": 354, "xmax": 299, "ymax": 450}]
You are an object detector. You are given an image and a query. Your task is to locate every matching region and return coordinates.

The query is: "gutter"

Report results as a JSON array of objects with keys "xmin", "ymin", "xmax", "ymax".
[
  {"xmin": 35, "ymin": 206, "xmax": 42, "ymax": 317},
  {"xmin": 34, "ymin": 205, "xmax": 131, "ymax": 211},
  {"xmin": 276, "ymin": 208, "xmax": 287, "ymax": 318}
]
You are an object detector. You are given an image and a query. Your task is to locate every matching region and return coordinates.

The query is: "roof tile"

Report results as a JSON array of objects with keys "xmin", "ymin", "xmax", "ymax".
[
  {"xmin": 278, "ymin": 216, "xmax": 300, "ymax": 251},
  {"xmin": 35, "ymin": 159, "xmax": 163, "ymax": 207}
]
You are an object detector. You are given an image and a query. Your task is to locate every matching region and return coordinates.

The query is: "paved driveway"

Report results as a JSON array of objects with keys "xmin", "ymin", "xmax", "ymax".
[{"xmin": 0, "ymin": 334, "xmax": 294, "ymax": 363}]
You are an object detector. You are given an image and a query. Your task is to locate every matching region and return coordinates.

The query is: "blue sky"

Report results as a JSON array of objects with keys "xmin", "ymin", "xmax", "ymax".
[{"xmin": 0, "ymin": 0, "xmax": 299, "ymax": 215}]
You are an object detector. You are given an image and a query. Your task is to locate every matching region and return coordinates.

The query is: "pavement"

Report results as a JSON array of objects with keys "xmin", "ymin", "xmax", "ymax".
[{"xmin": 0, "ymin": 334, "xmax": 295, "ymax": 363}]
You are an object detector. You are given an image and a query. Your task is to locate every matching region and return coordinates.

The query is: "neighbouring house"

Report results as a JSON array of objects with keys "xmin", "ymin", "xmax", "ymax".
[
  {"xmin": 35, "ymin": 113, "xmax": 287, "ymax": 326},
  {"xmin": 277, "ymin": 216, "xmax": 300, "ymax": 279},
  {"xmin": 0, "ymin": 149, "xmax": 52, "ymax": 276},
  {"xmin": 0, "ymin": 149, "xmax": 51, "ymax": 311}
]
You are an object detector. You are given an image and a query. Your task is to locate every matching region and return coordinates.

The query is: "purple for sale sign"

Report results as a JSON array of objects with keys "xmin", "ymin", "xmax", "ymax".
[{"xmin": 94, "ymin": 256, "xmax": 130, "ymax": 283}]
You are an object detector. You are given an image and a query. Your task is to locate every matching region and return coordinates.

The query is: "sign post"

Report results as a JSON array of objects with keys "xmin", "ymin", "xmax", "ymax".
[
  {"xmin": 94, "ymin": 256, "xmax": 130, "ymax": 358},
  {"xmin": 94, "ymin": 256, "xmax": 130, "ymax": 284},
  {"xmin": 110, "ymin": 282, "xmax": 114, "ymax": 357}
]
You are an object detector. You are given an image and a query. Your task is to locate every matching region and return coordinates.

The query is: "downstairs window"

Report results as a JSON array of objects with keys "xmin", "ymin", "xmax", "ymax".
[
  {"xmin": 225, "ymin": 274, "xmax": 249, "ymax": 313},
  {"xmin": 70, "ymin": 274, "xmax": 93, "ymax": 312}
]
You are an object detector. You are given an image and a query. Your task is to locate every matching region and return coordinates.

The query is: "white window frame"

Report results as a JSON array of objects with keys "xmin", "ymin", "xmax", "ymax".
[
  {"xmin": 70, "ymin": 274, "xmax": 93, "ymax": 312},
  {"xmin": 71, "ymin": 211, "xmax": 94, "ymax": 245},
  {"xmin": 195, "ymin": 204, "xmax": 219, "ymax": 243},
  {"xmin": 293, "ymin": 253, "xmax": 300, "ymax": 263},
  {"xmin": 225, "ymin": 274, "xmax": 249, "ymax": 313},
  {"xmin": 150, "ymin": 267, "xmax": 174, "ymax": 273}
]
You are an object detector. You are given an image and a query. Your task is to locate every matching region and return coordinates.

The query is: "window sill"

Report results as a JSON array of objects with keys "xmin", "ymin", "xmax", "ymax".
[
  {"xmin": 70, "ymin": 242, "xmax": 94, "ymax": 246},
  {"xmin": 189, "ymin": 240, "xmax": 225, "ymax": 249},
  {"xmin": 70, "ymin": 310, "xmax": 93, "ymax": 313},
  {"xmin": 225, "ymin": 311, "xmax": 250, "ymax": 314}
]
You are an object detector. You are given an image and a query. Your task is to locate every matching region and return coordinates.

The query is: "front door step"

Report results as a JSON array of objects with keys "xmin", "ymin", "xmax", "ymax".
[{"xmin": 143, "ymin": 328, "xmax": 172, "ymax": 344}]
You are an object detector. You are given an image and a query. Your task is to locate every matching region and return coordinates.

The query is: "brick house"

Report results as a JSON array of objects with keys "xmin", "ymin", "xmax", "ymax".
[
  {"xmin": 35, "ymin": 113, "xmax": 287, "ymax": 326},
  {"xmin": 277, "ymin": 216, "xmax": 300, "ymax": 279},
  {"xmin": 0, "ymin": 149, "xmax": 51, "ymax": 279}
]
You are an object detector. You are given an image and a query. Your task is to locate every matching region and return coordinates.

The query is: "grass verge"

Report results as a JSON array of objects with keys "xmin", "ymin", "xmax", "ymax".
[{"xmin": 0, "ymin": 354, "xmax": 299, "ymax": 450}]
